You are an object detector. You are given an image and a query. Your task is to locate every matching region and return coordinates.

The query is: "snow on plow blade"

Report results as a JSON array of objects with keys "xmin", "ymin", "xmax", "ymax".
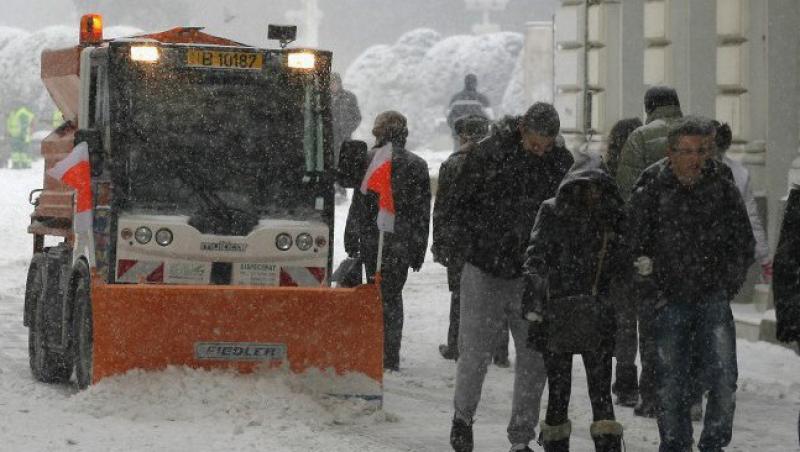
[{"xmin": 91, "ymin": 278, "xmax": 383, "ymax": 403}]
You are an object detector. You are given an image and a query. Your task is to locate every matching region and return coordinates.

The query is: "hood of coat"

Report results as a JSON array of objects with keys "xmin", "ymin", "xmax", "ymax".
[
  {"xmin": 553, "ymin": 151, "xmax": 624, "ymax": 222},
  {"xmin": 487, "ymin": 115, "xmax": 567, "ymax": 159},
  {"xmin": 644, "ymin": 104, "xmax": 682, "ymax": 125}
]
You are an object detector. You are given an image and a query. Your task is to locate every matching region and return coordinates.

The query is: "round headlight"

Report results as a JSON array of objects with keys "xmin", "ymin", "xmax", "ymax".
[
  {"xmin": 275, "ymin": 233, "xmax": 293, "ymax": 251},
  {"xmin": 120, "ymin": 228, "xmax": 133, "ymax": 241},
  {"xmin": 155, "ymin": 228, "xmax": 173, "ymax": 246},
  {"xmin": 296, "ymin": 233, "xmax": 313, "ymax": 251},
  {"xmin": 134, "ymin": 226, "xmax": 152, "ymax": 244},
  {"xmin": 315, "ymin": 235, "xmax": 327, "ymax": 248}
]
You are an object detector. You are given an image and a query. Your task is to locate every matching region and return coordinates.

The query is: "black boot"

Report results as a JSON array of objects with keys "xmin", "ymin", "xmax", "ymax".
[
  {"xmin": 612, "ymin": 364, "xmax": 639, "ymax": 407},
  {"xmin": 450, "ymin": 417, "xmax": 473, "ymax": 452},
  {"xmin": 633, "ymin": 397, "xmax": 658, "ymax": 418},
  {"xmin": 439, "ymin": 344, "xmax": 459, "ymax": 360},
  {"xmin": 590, "ymin": 420, "xmax": 623, "ymax": 452},
  {"xmin": 538, "ymin": 420, "xmax": 571, "ymax": 452}
]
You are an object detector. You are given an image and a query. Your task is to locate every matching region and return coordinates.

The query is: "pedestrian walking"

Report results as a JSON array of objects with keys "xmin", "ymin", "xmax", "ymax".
[
  {"xmin": 523, "ymin": 152, "xmax": 627, "ymax": 452},
  {"xmin": 444, "ymin": 102, "xmax": 573, "ymax": 452},
  {"xmin": 628, "ymin": 116, "xmax": 754, "ymax": 452},
  {"xmin": 433, "ymin": 114, "xmax": 490, "ymax": 361}
]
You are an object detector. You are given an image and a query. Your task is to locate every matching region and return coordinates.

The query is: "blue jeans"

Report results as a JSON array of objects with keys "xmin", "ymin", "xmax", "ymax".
[{"xmin": 655, "ymin": 298, "xmax": 738, "ymax": 452}]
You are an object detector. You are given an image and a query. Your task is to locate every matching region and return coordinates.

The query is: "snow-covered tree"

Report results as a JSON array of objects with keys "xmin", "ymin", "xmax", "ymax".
[{"xmin": 345, "ymin": 29, "xmax": 523, "ymax": 148}]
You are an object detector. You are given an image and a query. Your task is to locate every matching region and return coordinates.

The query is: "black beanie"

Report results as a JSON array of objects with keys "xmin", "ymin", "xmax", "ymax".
[{"xmin": 644, "ymin": 86, "xmax": 680, "ymax": 114}]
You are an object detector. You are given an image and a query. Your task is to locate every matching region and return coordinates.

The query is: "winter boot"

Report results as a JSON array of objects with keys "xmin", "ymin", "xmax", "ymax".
[
  {"xmin": 439, "ymin": 344, "xmax": 459, "ymax": 361},
  {"xmin": 633, "ymin": 397, "xmax": 658, "ymax": 418},
  {"xmin": 450, "ymin": 417, "xmax": 473, "ymax": 452},
  {"xmin": 509, "ymin": 444, "xmax": 535, "ymax": 452},
  {"xmin": 612, "ymin": 364, "xmax": 639, "ymax": 407},
  {"xmin": 493, "ymin": 354, "xmax": 511, "ymax": 368},
  {"xmin": 538, "ymin": 419, "xmax": 571, "ymax": 452},
  {"xmin": 590, "ymin": 420, "xmax": 623, "ymax": 452}
]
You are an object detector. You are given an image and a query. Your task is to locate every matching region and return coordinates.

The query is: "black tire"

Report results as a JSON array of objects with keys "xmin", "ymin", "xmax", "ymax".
[
  {"xmin": 25, "ymin": 254, "xmax": 45, "ymax": 380},
  {"xmin": 29, "ymin": 260, "xmax": 72, "ymax": 383},
  {"xmin": 72, "ymin": 260, "xmax": 93, "ymax": 389}
]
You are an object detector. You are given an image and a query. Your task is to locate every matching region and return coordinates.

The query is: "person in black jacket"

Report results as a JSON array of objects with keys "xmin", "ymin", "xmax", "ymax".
[
  {"xmin": 446, "ymin": 102, "xmax": 573, "ymax": 452},
  {"xmin": 627, "ymin": 116, "xmax": 754, "ymax": 452},
  {"xmin": 345, "ymin": 110, "xmax": 431, "ymax": 371},
  {"xmin": 772, "ymin": 184, "xmax": 800, "ymax": 445},
  {"xmin": 433, "ymin": 114, "xmax": 489, "ymax": 361},
  {"xmin": 331, "ymin": 72, "xmax": 362, "ymax": 168},
  {"xmin": 523, "ymin": 152, "xmax": 627, "ymax": 452},
  {"xmin": 447, "ymin": 74, "xmax": 491, "ymax": 151},
  {"xmin": 603, "ymin": 117, "xmax": 643, "ymax": 408}
]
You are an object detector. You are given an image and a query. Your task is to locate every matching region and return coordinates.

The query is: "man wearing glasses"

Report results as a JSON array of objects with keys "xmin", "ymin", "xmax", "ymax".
[{"xmin": 627, "ymin": 116, "xmax": 754, "ymax": 452}]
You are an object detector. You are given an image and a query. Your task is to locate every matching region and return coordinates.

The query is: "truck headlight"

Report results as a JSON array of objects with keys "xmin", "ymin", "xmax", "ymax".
[
  {"xmin": 135, "ymin": 226, "xmax": 152, "ymax": 244},
  {"xmin": 131, "ymin": 46, "xmax": 160, "ymax": 63},
  {"xmin": 275, "ymin": 233, "xmax": 293, "ymax": 251},
  {"xmin": 296, "ymin": 233, "xmax": 313, "ymax": 251},
  {"xmin": 287, "ymin": 52, "xmax": 315, "ymax": 69},
  {"xmin": 155, "ymin": 228, "xmax": 173, "ymax": 246}
]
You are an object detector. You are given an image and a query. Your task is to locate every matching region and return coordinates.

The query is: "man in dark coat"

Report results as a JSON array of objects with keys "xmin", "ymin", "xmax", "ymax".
[
  {"xmin": 331, "ymin": 72, "xmax": 362, "ymax": 168},
  {"xmin": 773, "ymin": 184, "xmax": 800, "ymax": 445},
  {"xmin": 432, "ymin": 114, "xmax": 489, "ymax": 362},
  {"xmin": 445, "ymin": 102, "xmax": 573, "ymax": 452},
  {"xmin": 447, "ymin": 74, "xmax": 491, "ymax": 151},
  {"xmin": 628, "ymin": 116, "xmax": 754, "ymax": 452},
  {"xmin": 345, "ymin": 110, "xmax": 431, "ymax": 371}
]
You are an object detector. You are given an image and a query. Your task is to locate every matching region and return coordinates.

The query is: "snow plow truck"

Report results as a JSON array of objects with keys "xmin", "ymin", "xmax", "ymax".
[{"xmin": 24, "ymin": 14, "xmax": 382, "ymax": 404}]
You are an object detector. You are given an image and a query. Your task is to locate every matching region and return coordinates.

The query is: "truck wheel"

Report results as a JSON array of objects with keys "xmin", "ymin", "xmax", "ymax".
[
  {"xmin": 29, "ymin": 263, "xmax": 72, "ymax": 383},
  {"xmin": 72, "ymin": 260, "xmax": 93, "ymax": 389},
  {"xmin": 25, "ymin": 255, "xmax": 45, "ymax": 380}
]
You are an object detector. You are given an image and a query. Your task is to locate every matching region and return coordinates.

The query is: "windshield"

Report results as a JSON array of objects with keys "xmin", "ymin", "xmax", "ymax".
[{"xmin": 108, "ymin": 48, "xmax": 328, "ymax": 222}]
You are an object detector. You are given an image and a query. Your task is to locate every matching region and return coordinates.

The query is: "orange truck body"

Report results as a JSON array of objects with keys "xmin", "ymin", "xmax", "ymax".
[{"xmin": 29, "ymin": 26, "xmax": 383, "ymax": 402}]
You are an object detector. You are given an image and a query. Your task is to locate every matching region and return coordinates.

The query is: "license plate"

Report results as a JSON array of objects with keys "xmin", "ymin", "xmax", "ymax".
[
  {"xmin": 186, "ymin": 49, "xmax": 263, "ymax": 70},
  {"xmin": 234, "ymin": 263, "xmax": 279, "ymax": 286}
]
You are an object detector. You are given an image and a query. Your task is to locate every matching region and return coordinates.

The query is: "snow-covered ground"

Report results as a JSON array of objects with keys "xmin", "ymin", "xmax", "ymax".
[{"xmin": 1, "ymin": 160, "xmax": 799, "ymax": 451}]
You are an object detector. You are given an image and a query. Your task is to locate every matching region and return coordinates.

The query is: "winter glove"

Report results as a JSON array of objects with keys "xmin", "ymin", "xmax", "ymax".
[
  {"xmin": 521, "ymin": 274, "xmax": 546, "ymax": 322},
  {"xmin": 633, "ymin": 256, "xmax": 653, "ymax": 276}
]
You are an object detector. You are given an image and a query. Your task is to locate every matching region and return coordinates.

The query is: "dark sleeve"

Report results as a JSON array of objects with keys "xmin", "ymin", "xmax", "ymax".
[
  {"xmin": 344, "ymin": 192, "xmax": 361, "ymax": 257},
  {"xmin": 606, "ymin": 215, "xmax": 634, "ymax": 296},
  {"xmin": 432, "ymin": 159, "xmax": 454, "ymax": 263},
  {"xmin": 774, "ymin": 189, "xmax": 800, "ymax": 343},
  {"xmin": 408, "ymin": 158, "xmax": 432, "ymax": 269},
  {"xmin": 521, "ymin": 204, "xmax": 554, "ymax": 316},
  {"xmin": 722, "ymin": 182, "xmax": 755, "ymax": 299},
  {"xmin": 343, "ymin": 93, "xmax": 362, "ymax": 137},
  {"xmin": 444, "ymin": 147, "xmax": 486, "ymax": 262}
]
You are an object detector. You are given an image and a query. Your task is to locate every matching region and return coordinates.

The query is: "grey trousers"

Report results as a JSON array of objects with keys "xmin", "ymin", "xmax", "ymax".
[{"xmin": 453, "ymin": 263, "xmax": 547, "ymax": 445}]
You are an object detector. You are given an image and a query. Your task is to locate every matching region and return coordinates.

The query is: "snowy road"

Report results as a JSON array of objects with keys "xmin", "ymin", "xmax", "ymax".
[{"xmin": 1, "ymin": 161, "xmax": 799, "ymax": 451}]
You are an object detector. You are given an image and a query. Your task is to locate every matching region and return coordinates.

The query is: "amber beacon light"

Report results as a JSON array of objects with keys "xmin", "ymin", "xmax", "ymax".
[{"xmin": 80, "ymin": 13, "xmax": 103, "ymax": 45}]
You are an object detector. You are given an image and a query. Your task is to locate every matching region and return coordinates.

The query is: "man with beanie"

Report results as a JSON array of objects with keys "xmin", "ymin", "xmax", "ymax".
[
  {"xmin": 345, "ymin": 111, "xmax": 431, "ymax": 371},
  {"xmin": 433, "ymin": 114, "xmax": 490, "ymax": 361},
  {"xmin": 443, "ymin": 103, "xmax": 573, "ymax": 452},
  {"xmin": 615, "ymin": 85, "xmax": 683, "ymax": 418}
]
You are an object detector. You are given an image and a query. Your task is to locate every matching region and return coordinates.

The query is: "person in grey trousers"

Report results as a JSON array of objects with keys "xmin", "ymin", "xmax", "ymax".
[{"xmin": 440, "ymin": 103, "xmax": 573, "ymax": 452}]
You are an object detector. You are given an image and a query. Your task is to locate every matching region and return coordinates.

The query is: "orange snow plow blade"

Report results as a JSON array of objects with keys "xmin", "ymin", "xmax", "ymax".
[{"xmin": 91, "ymin": 277, "xmax": 383, "ymax": 400}]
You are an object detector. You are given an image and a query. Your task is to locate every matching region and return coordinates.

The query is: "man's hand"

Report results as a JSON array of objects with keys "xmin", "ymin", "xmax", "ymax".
[
  {"xmin": 633, "ymin": 256, "xmax": 653, "ymax": 276},
  {"xmin": 760, "ymin": 260, "xmax": 773, "ymax": 284}
]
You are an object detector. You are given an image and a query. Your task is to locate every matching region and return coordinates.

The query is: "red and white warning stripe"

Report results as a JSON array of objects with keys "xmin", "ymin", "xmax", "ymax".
[
  {"xmin": 117, "ymin": 259, "xmax": 164, "ymax": 283},
  {"xmin": 279, "ymin": 267, "xmax": 326, "ymax": 287}
]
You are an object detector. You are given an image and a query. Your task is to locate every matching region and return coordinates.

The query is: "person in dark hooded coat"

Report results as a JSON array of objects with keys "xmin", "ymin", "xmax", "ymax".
[{"xmin": 522, "ymin": 152, "xmax": 627, "ymax": 452}]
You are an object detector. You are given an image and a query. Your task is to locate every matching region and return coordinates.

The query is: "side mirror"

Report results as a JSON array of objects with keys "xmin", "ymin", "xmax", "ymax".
[
  {"xmin": 337, "ymin": 139, "xmax": 368, "ymax": 188},
  {"xmin": 75, "ymin": 128, "xmax": 103, "ymax": 176}
]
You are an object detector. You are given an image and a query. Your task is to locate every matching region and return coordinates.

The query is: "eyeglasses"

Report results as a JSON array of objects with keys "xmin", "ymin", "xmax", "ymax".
[{"xmin": 672, "ymin": 146, "xmax": 712, "ymax": 157}]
